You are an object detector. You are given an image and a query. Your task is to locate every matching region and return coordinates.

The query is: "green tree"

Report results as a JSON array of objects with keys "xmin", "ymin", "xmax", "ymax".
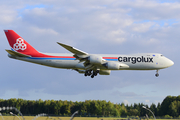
[
  {"xmin": 160, "ymin": 96, "xmax": 174, "ymax": 116},
  {"xmin": 120, "ymin": 103, "xmax": 127, "ymax": 117},
  {"xmin": 44, "ymin": 100, "xmax": 51, "ymax": 114},
  {"xmin": 150, "ymin": 103, "xmax": 157, "ymax": 116},
  {"xmin": 111, "ymin": 107, "xmax": 119, "ymax": 117},
  {"xmin": 100, "ymin": 100, "xmax": 107, "ymax": 116},
  {"xmin": 169, "ymin": 100, "xmax": 180, "ymax": 117},
  {"xmin": 106, "ymin": 101, "xmax": 114, "ymax": 116}
]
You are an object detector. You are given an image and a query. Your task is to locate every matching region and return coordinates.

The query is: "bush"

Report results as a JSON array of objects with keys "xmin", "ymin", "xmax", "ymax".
[{"xmin": 164, "ymin": 115, "xmax": 173, "ymax": 119}]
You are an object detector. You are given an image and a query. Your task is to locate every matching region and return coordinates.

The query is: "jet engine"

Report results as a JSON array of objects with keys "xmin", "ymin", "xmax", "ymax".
[
  {"xmin": 88, "ymin": 55, "xmax": 103, "ymax": 64},
  {"xmin": 103, "ymin": 62, "xmax": 129, "ymax": 70}
]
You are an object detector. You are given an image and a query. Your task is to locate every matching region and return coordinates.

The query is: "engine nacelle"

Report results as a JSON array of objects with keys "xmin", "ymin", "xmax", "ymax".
[
  {"xmin": 104, "ymin": 62, "xmax": 121, "ymax": 70},
  {"xmin": 99, "ymin": 70, "xmax": 111, "ymax": 75},
  {"xmin": 88, "ymin": 55, "xmax": 103, "ymax": 64},
  {"xmin": 103, "ymin": 62, "xmax": 129, "ymax": 70}
]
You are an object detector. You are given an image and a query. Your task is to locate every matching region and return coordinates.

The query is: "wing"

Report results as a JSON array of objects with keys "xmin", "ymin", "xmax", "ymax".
[
  {"xmin": 57, "ymin": 42, "xmax": 89, "ymax": 62},
  {"xmin": 57, "ymin": 42, "xmax": 88, "ymax": 55},
  {"xmin": 6, "ymin": 49, "xmax": 31, "ymax": 57}
]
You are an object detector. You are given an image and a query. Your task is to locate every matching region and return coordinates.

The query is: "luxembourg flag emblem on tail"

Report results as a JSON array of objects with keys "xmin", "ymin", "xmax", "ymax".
[{"xmin": 13, "ymin": 38, "xmax": 27, "ymax": 51}]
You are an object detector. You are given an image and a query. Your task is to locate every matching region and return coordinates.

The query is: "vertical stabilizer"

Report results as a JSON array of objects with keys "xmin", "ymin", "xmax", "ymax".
[{"xmin": 4, "ymin": 30, "xmax": 39, "ymax": 56}]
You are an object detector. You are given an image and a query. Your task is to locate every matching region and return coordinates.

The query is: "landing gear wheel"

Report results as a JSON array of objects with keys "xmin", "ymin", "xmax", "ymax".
[
  {"xmin": 155, "ymin": 73, "xmax": 159, "ymax": 77},
  {"xmin": 91, "ymin": 75, "xmax": 94, "ymax": 78},
  {"xmin": 92, "ymin": 71, "xmax": 97, "ymax": 76},
  {"xmin": 85, "ymin": 71, "xmax": 88, "ymax": 76},
  {"xmin": 155, "ymin": 70, "xmax": 159, "ymax": 77},
  {"xmin": 94, "ymin": 72, "xmax": 97, "ymax": 76},
  {"xmin": 88, "ymin": 70, "xmax": 92, "ymax": 76}
]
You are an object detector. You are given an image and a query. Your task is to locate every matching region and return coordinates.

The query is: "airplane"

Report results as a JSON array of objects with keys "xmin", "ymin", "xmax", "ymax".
[{"xmin": 4, "ymin": 30, "xmax": 174, "ymax": 78}]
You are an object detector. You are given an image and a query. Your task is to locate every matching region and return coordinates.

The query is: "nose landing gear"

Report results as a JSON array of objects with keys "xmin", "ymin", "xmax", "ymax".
[{"xmin": 155, "ymin": 70, "xmax": 159, "ymax": 77}]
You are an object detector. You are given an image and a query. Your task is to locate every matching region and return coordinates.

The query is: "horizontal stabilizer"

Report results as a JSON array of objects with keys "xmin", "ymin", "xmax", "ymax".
[
  {"xmin": 5, "ymin": 50, "xmax": 31, "ymax": 57},
  {"xmin": 57, "ymin": 42, "xmax": 88, "ymax": 55}
]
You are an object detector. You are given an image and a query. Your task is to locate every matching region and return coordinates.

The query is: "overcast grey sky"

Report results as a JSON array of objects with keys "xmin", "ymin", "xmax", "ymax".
[{"xmin": 0, "ymin": 0, "xmax": 179, "ymax": 106}]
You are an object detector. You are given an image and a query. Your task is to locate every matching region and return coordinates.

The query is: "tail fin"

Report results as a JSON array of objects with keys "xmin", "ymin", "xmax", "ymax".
[{"xmin": 4, "ymin": 30, "xmax": 39, "ymax": 56}]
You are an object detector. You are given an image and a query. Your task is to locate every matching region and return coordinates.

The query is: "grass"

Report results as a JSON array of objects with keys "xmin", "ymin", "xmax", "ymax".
[
  {"xmin": 1, "ymin": 116, "xmax": 180, "ymax": 120},
  {"xmin": 0, "ymin": 116, "xmax": 128, "ymax": 120},
  {"xmin": 0, "ymin": 116, "xmax": 121, "ymax": 120}
]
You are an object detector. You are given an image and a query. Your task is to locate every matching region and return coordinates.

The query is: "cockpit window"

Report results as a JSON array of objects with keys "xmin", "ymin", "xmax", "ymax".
[{"xmin": 161, "ymin": 55, "xmax": 164, "ymax": 57}]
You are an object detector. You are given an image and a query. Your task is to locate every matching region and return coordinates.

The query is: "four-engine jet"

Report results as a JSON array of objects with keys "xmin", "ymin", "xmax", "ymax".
[{"xmin": 4, "ymin": 30, "xmax": 174, "ymax": 78}]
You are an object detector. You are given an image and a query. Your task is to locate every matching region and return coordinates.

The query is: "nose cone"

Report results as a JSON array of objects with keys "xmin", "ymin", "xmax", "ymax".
[
  {"xmin": 168, "ymin": 59, "xmax": 174, "ymax": 67},
  {"xmin": 165, "ymin": 58, "xmax": 174, "ymax": 67}
]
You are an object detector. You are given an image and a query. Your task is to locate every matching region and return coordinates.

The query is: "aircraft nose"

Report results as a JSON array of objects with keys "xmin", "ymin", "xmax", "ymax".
[{"xmin": 168, "ymin": 59, "xmax": 174, "ymax": 67}]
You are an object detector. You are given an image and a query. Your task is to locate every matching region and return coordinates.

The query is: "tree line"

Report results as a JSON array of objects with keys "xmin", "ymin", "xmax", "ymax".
[{"xmin": 0, "ymin": 95, "xmax": 180, "ymax": 118}]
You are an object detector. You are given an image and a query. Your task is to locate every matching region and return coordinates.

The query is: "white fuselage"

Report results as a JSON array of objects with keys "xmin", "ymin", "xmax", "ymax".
[{"xmin": 8, "ymin": 53, "xmax": 174, "ymax": 71}]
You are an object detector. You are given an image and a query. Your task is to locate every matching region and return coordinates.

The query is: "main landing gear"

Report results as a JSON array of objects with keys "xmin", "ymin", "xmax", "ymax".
[
  {"xmin": 84, "ymin": 70, "xmax": 99, "ymax": 78},
  {"xmin": 155, "ymin": 70, "xmax": 159, "ymax": 77}
]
